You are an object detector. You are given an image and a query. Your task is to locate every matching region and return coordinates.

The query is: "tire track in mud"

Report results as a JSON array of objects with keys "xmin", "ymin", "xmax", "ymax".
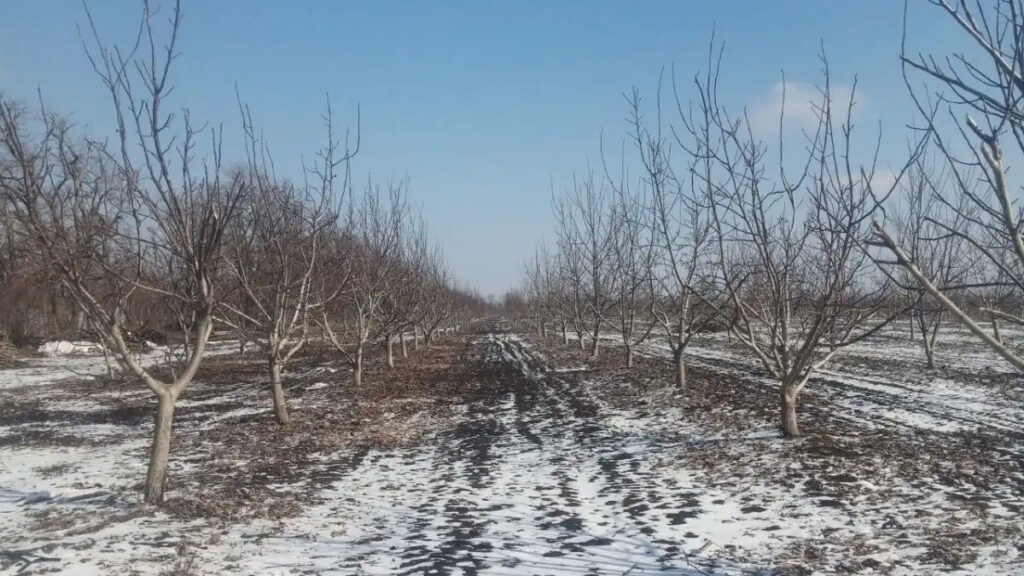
[
  {"xmin": 229, "ymin": 332, "xmax": 1021, "ymax": 575},
  {"xmin": 320, "ymin": 330, "xmax": 709, "ymax": 574}
]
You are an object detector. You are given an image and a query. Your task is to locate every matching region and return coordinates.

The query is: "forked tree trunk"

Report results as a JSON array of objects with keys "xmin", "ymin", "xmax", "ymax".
[
  {"xmin": 386, "ymin": 335, "xmax": 395, "ymax": 368},
  {"xmin": 780, "ymin": 383, "xmax": 800, "ymax": 437},
  {"xmin": 426, "ymin": 329, "xmax": 435, "ymax": 346},
  {"xmin": 144, "ymin": 393, "xmax": 176, "ymax": 504},
  {"xmin": 270, "ymin": 359, "xmax": 290, "ymax": 426}
]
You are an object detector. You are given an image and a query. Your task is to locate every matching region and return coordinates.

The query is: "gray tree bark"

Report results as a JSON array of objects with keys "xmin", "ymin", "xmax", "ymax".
[
  {"xmin": 353, "ymin": 345, "xmax": 363, "ymax": 387},
  {"xmin": 144, "ymin": 393, "xmax": 177, "ymax": 504},
  {"xmin": 674, "ymin": 348, "xmax": 686, "ymax": 389},
  {"xmin": 270, "ymin": 359, "xmax": 290, "ymax": 426}
]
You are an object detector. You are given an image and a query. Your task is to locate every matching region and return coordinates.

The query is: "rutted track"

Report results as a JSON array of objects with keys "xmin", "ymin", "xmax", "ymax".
[{"xmin": 224, "ymin": 331, "xmax": 727, "ymax": 575}]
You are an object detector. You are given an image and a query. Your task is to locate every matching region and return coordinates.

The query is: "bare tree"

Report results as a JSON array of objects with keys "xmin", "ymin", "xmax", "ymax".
[
  {"xmin": 871, "ymin": 0, "xmax": 1024, "ymax": 371},
  {"xmin": 885, "ymin": 159, "xmax": 974, "ymax": 368},
  {"xmin": 552, "ymin": 196, "xmax": 589, "ymax": 350},
  {"xmin": 218, "ymin": 98, "xmax": 356, "ymax": 425},
  {"xmin": 605, "ymin": 171, "xmax": 657, "ymax": 368},
  {"xmin": 703, "ymin": 52, "xmax": 915, "ymax": 437},
  {"xmin": 419, "ymin": 249, "xmax": 456, "ymax": 346},
  {"xmin": 615, "ymin": 83, "xmax": 723, "ymax": 388},
  {"xmin": 321, "ymin": 182, "xmax": 407, "ymax": 386},
  {"xmin": 556, "ymin": 172, "xmax": 618, "ymax": 359},
  {"xmin": 522, "ymin": 248, "xmax": 552, "ymax": 339},
  {"xmin": 377, "ymin": 209, "xmax": 429, "ymax": 367},
  {"xmin": 0, "ymin": 0, "xmax": 245, "ymax": 502}
]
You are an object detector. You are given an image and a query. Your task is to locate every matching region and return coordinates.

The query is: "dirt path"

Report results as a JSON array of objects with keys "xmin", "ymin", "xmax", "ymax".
[{"xmin": 220, "ymin": 331, "xmax": 721, "ymax": 575}]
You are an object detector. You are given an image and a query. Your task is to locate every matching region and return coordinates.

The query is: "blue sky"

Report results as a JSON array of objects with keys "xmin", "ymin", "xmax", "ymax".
[{"xmin": 0, "ymin": 1, "xmax": 961, "ymax": 296}]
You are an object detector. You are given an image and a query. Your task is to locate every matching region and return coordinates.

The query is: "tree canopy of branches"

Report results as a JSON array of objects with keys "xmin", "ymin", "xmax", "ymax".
[
  {"xmin": 520, "ymin": 46, "xmax": 922, "ymax": 438},
  {"xmin": 871, "ymin": 0, "xmax": 1024, "ymax": 372},
  {"xmin": 0, "ymin": 0, "xmax": 245, "ymax": 503}
]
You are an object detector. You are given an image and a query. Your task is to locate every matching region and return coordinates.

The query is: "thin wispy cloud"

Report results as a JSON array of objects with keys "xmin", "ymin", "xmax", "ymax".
[{"xmin": 747, "ymin": 80, "xmax": 859, "ymax": 137}]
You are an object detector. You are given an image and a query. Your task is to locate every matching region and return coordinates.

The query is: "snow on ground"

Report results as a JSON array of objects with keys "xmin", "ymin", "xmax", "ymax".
[
  {"xmin": 635, "ymin": 326, "xmax": 1024, "ymax": 436},
  {"xmin": 36, "ymin": 341, "xmax": 105, "ymax": 358},
  {"xmin": 181, "ymin": 334, "xmax": 746, "ymax": 575},
  {"xmin": 1, "ymin": 328, "xmax": 1022, "ymax": 574},
  {"xmin": 2, "ymin": 339, "xmax": 238, "ymax": 391}
]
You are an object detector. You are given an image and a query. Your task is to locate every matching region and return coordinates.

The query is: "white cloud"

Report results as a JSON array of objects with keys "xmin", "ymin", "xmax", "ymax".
[
  {"xmin": 747, "ymin": 81, "xmax": 860, "ymax": 137},
  {"xmin": 868, "ymin": 168, "xmax": 899, "ymax": 195}
]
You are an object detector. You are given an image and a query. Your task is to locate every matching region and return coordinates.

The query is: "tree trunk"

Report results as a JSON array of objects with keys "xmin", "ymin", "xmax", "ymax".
[
  {"xmin": 386, "ymin": 335, "xmax": 395, "ymax": 368},
  {"xmin": 917, "ymin": 315, "xmax": 935, "ymax": 369},
  {"xmin": 144, "ymin": 393, "xmax": 176, "ymax": 504},
  {"xmin": 589, "ymin": 334, "xmax": 600, "ymax": 360},
  {"xmin": 674, "ymin": 348, "xmax": 686, "ymax": 389},
  {"xmin": 270, "ymin": 359, "xmax": 290, "ymax": 426},
  {"xmin": 353, "ymin": 346, "xmax": 363, "ymax": 387},
  {"xmin": 923, "ymin": 335, "xmax": 935, "ymax": 369},
  {"xmin": 780, "ymin": 384, "xmax": 800, "ymax": 438},
  {"xmin": 426, "ymin": 329, "xmax": 435, "ymax": 346},
  {"xmin": 909, "ymin": 314, "xmax": 915, "ymax": 341},
  {"xmin": 401, "ymin": 332, "xmax": 409, "ymax": 359},
  {"xmin": 625, "ymin": 344, "xmax": 634, "ymax": 368},
  {"xmin": 992, "ymin": 316, "xmax": 1003, "ymax": 344},
  {"xmin": 413, "ymin": 325, "xmax": 420, "ymax": 350},
  {"xmin": 561, "ymin": 323, "xmax": 568, "ymax": 345}
]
